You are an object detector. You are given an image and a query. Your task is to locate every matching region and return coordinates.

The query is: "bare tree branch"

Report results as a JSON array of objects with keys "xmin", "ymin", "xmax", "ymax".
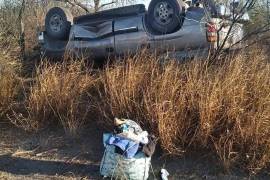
[
  {"xmin": 18, "ymin": 0, "xmax": 25, "ymax": 61},
  {"xmin": 231, "ymin": 23, "xmax": 270, "ymax": 47},
  {"xmin": 211, "ymin": 0, "xmax": 257, "ymax": 60},
  {"xmin": 57, "ymin": 0, "xmax": 119, "ymax": 13},
  {"xmin": 97, "ymin": 1, "xmax": 117, "ymax": 11},
  {"xmin": 57, "ymin": 0, "xmax": 90, "ymax": 12}
]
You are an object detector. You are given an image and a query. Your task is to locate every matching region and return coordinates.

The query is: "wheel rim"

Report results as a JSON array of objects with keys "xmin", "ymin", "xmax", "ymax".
[
  {"xmin": 49, "ymin": 14, "xmax": 64, "ymax": 33},
  {"xmin": 154, "ymin": 2, "xmax": 174, "ymax": 25}
]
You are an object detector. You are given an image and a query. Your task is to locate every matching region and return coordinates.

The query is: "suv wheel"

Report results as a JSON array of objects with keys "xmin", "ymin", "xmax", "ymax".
[
  {"xmin": 147, "ymin": 0, "xmax": 184, "ymax": 34},
  {"xmin": 45, "ymin": 7, "xmax": 73, "ymax": 40}
]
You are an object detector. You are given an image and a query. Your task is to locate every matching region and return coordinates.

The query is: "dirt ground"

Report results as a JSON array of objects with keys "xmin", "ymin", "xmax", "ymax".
[{"xmin": 0, "ymin": 122, "xmax": 269, "ymax": 180}]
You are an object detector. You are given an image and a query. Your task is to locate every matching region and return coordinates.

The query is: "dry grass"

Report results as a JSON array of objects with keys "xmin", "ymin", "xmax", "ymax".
[
  {"xmin": 0, "ymin": 0, "xmax": 269, "ymax": 173},
  {"xmin": 95, "ymin": 49, "xmax": 270, "ymax": 171},
  {"xmin": 9, "ymin": 60, "xmax": 97, "ymax": 137},
  {"xmin": 0, "ymin": 45, "xmax": 269, "ymax": 172},
  {"xmin": 0, "ymin": 20, "xmax": 269, "ymax": 172},
  {"xmin": 0, "ymin": 52, "xmax": 21, "ymax": 120},
  {"xmin": 29, "ymin": 60, "xmax": 95, "ymax": 136}
]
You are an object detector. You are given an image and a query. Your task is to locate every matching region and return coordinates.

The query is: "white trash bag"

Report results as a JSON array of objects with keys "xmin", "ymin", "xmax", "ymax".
[
  {"xmin": 100, "ymin": 145, "xmax": 151, "ymax": 180},
  {"xmin": 100, "ymin": 119, "xmax": 152, "ymax": 180}
]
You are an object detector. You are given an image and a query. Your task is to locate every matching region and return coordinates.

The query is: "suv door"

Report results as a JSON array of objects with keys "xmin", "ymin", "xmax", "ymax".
[
  {"xmin": 71, "ymin": 20, "xmax": 115, "ymax": 59},
  {"xmin": 114, "ymin": 15, "xmax": 150, "ymax": 56}
]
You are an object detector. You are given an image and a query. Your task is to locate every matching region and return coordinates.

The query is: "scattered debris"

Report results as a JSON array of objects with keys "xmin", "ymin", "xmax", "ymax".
[{"xmin": 160, "ymin": 169, "xmax": 170, "ymax": 180}]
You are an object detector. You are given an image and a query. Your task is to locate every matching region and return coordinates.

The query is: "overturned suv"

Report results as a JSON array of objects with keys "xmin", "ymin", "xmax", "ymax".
[{"xmin": 39, "ymin": 0, "xmax": 249, "ymax": 60}]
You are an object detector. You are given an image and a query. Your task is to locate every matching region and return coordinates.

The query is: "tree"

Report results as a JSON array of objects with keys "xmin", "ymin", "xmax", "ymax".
[
  {"xmin": 0, "ymin": 0, "xmax": 26, "ymax": 60},
  {"xmin": 247, "ymin": 0, "xmax": 269, "ymax": 31},
  {"xmin": 211, "ymin": 0, "xmax": 270, "ymax": 59},
  {"xmin": 18, "ymin": 0, "xmax": 26, "ymax": 61},
  {"xmin": 60, "ymin": 0, "xmax": 134, "ymax": 12}
]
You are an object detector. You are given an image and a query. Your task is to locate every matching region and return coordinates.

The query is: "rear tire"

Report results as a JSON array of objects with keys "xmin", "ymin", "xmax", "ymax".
[
  {"xmin": 45, "ymin": 7, "xmax": 73, "ymax": 40},
  {"xmin": 147, "ymin": 0, "xmax": 184, "ymax": 34}
]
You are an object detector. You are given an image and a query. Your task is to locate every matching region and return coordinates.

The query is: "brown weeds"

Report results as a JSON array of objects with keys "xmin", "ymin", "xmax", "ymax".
[
  {"xmin": 1, "ymin": 0, "xmax": 268, "ymax": 174},
  {"xmin": 0, "ymin": 53, "xmax": 21, "ymax": 120},
  {"xmin": 10, "ymin": 60, "xmax": 96, "ymax": 137},
  {"xmin": 0, "ymin": 44, "xmax": 269, "ymax": 172},
  {"xmin": 96, "ymin": 49, "xmax": 270, "ymax": 171}
]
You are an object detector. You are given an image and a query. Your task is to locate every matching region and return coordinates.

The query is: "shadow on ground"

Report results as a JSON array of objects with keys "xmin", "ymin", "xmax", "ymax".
[
  {"xmin": 0, "ymin": 123, "xmax": 270, "ymax": 180},
  {"xmin": 0, "ymin": 154, "xmax": 99, "ymax": 177}
]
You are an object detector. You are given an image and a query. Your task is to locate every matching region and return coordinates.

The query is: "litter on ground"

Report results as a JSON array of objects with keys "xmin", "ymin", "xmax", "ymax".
[{"xmin": 100, "ymin": 118, "xmax": 157, "ymax": 180}]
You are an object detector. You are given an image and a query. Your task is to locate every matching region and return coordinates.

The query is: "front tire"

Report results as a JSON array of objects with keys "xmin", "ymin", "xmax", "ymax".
[{"xmin": 147, "ymin": 0, "xmax": 184, "ymax": 34}]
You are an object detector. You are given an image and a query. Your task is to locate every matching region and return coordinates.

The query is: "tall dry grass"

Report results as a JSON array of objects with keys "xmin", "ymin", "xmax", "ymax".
[
  {"xmin": 1, "ymin": 41, "xmax": 269, "ymax": 172},
  {"xmin": 10, "ymin": 60, "xmax": 97, "ymax": 136},
  {"xmin": 95, "ymin": 49, "xmax": 270, "ymax": 171},
  {"xmin": 0, "ymin": 0, "xmax": 269, "ymax": 173},
  {"xmin": 0, "ymin": 69, "xmax": 19, "ymax": 120},
  {"xmin": 0, "ymin": 52, "xmax": 21, "ymax": 121},
  {"xmin": 1, "ymin": 46, "xmax": 269, "ymax": 171}
]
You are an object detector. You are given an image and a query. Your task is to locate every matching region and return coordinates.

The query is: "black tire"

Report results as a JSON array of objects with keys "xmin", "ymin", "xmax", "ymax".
[
  {"xmin": 147, "ymin": 0, "xmax": 184, "ymax": 34},
  {"xmin": 45, "ymin": 7, "xmax": 73, "ymax": 40}
]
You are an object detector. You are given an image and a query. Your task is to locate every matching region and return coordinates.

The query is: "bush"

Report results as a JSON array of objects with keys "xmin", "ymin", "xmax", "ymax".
[
  {"xmin": 10, "ymin": 60, "xmax": 96, "ymax": 137},
  {"xmin": 96, "ymin": 49, "xmax": 270, "ymax": 171},
  {"xmin": 0, "ymin": 53, "xmax": 21, "ymax": 121}
]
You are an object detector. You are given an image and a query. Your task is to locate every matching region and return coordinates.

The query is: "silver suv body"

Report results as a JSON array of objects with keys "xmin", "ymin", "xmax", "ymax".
[{"xmin": 39, "ymin": 0, "xmax": 248, "ymax": 59}]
